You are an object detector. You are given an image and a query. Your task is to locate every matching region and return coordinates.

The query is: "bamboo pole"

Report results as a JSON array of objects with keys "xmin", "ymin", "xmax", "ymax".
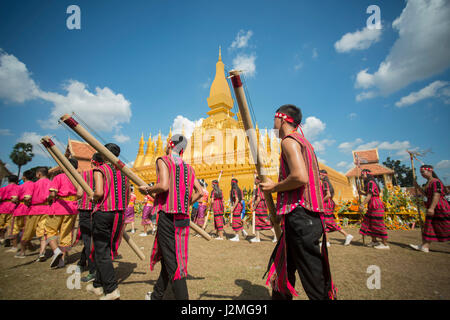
[
  {"xmin": 228, "ymin": 70, "xmax": 282, "ymax": 239},
  {"xmin": 59, "ymin": 114, "xmax": 211, "ymax": 241},
  {"xmin": 41, "ymin": 136, "xmax": 146, "ymax": 260},
  {"xmin": 41, "ymin": 139, "xmax": 80, "ymax": 189}
]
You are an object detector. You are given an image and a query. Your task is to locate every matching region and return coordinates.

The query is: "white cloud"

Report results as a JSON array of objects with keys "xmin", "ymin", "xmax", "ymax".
[
  {"xmin": 395, "ymin": 80, "xmax": 450, "ymax": 107},
  {"xmin": 294, "ymin": 61, "xmax": 303, "ymax": 71},
  {"xmin": 232, "ymin": 53, "xmax": 256, "ymax": 78},
  {"xmin": 17, "ymin": 132, "xmax": 65, "ymax": 158},
  {"xmin": 301, "ymin": 116, "xmax": 326, "ymax": 140},
  {"xmin": 356, "ymin": 90, "xmax": 376, "ymax": 102},
  {"xmin": 38, "ymin": 80, "xmax": 132, "ymax": 132},
  {"xmin": 338, "ymin": 138, "xmax": 364, "ymax": 153},
  {"xmin": 171, "ymin": 115, "xmax": 204, "ymax": 139},
  {"xmin": 312, "ymin": 139, "xmax": 335, "ymax": 154},
  {"xmin": 317, "ymin": 157, "xmax": 326, "ymax": 164},
  {"xmin": 230, "ymin": 30, "xmax": 253, "ymax": 50},
  {"xmin": 336, "ymin": 160, "xmax": 354, "ymax": 172},
  {"xmin": 354, "ymin": 140, "xmax": 413, "ymax": 160},
  {"xmin": 113, "ymin": 133, "xmax": 130, "ymax": 143},
  {"xmin": 0, "ymin": 50, "xmax": 132, "ymax": 133},
  {"xmin": 354, "ymin": 0, "xmax": 450, "ymax": 98},
  {"xmin": 0, "ymin": 50, "xmax": 40, "ymax": 103},
  {"xmin": 201, "ymin": 77, "xmax": 211, "ymax": 89},
  {"xmin": 348, "ymin": 112, "xmax": 357, "ymax": 120},
  {"xmin": 436, "ymin": 160, "xmax": 450, "ymax": 169},
  {"xmin": 312, "ymin": 48, "xmax": 318, "ymax": 59},
  {"xmin": 337, "ymin": 161, "xmax": 349, "ymax": 168},
  {"xmin": 335, "ymin": 27, "xmax": 382, "ymax": 53},
  {"xmin": 0, "ymin": 129, "xmax": 12, "ymax": 136},
  {"xmin": 355, "ymin": 141, "xmax": 381, "ymax": 151}
]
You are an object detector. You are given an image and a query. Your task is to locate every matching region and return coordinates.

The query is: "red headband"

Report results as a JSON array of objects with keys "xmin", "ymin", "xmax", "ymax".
[
  {"xmin": 91, "ymin": 160, "xmax": 103, "ymax": 167},
  {"xmin": 275, "ymin": 112, "xmax": 304, "ymax": 136},
  {"xmin": 168, "ymin": 140, "xmax": 183, "ymax": 156},
  {"xmin": 421, "ymin": 167, "xmax": 433, "ymax": 172}
]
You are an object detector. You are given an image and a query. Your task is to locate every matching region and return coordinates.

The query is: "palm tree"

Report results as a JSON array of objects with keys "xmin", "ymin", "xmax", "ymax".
[{"xmin": 9, "ymin": 142, "xmax": 34, "ymax": 178}]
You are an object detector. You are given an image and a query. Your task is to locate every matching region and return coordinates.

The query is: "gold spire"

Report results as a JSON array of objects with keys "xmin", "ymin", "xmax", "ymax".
[
  {"xmin": 265, "ymin": 128, "xmax": 271, "ymax": 153},
  {"xmin": 142, "ymin": 134, "xmax": 155, "ymax": 166},
  {"xmin": 156, "ymin": 131, "xmax": 163, "ymax": 157},
  {"xmin": 167, "ymin": 127, "xmax": 172, "ymax": 144},
  {"xmin": 133, "ymin": 133, "xmax": 145, "ymax": 168},
  {"xmin": 206, "ymin": 48, "xmax": 234, "ymax": 116}
]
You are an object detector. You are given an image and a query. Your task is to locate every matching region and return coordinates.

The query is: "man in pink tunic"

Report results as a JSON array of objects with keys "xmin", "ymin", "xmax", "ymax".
[
  {"xmin": 140, "ymin": 134, "xmax": 203, "ymax": 300},
  {"xmin": 9, "ymin": 170, "xmax": 35, "ymax": 257},
  {"xmin": 21, "ymin": 167, "xmax": 52, "ymax": 261},
  {"xmin": 0, "ymin": 175, "xmax": 19, "ymax": 246},
  {"xmin": 46, "ymin": 158, "xmax": 79, "ymax": 269},
  {"xmin": 260, "ymin": 105, "xmax": 336, "ymax": 300}
]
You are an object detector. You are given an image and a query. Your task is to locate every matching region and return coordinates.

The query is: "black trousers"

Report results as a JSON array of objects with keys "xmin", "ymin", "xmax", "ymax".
[
  {"xmin": 78, "ymin": 210, "xmax": 96, "ymax": 274},
  {"xmin": 92, "ymin": 210, "xmax": 123, "ymax": 294},
  {"xmin": 272, "ymin": 206, "xmax": 331, "ymax": 300},
  {"xmin": 151, "ymin": 211, "xmax": 189, "ymax": 300}
]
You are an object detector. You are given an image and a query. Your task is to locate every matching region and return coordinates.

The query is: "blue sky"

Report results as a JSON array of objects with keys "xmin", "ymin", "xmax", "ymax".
[{"xmin": 0, "ymin": 0, "xmax": 449, "ymax": 185}]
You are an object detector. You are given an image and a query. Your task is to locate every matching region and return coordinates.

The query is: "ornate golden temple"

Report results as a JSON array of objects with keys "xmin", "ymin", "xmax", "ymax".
[{"xmin": 131, "ymin": 49, "xmax": 354, "ymax": 202}]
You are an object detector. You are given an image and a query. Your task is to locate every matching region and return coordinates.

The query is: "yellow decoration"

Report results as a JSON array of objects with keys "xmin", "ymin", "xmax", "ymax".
[{"xmin": 132, "ymin": 48, "xmax": 355, "ymax": 200}]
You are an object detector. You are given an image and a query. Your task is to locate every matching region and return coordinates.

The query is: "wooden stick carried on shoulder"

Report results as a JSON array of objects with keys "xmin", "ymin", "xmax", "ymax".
[
  {"xmin": 41, "ymin": 136, "xmax": 146, "ymax": 260},
  {"xmin": 59, "ymin": 114, "xmax": 211, "ymax": 241},
  {"xmin": 228, "ymin": 70, "xmax": 282, "ymax": 240}
]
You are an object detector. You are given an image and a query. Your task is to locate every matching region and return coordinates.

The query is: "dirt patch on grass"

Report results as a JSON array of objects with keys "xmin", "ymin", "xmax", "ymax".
[{"xmin": 0, "ymin": 220, "xmax": 449, "ymax": 300}]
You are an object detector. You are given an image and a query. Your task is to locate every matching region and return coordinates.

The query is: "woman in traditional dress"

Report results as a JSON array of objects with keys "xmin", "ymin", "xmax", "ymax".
[
  {"xmin": 194, "ymin": 179, "xmax": 208, "ymax": 229},
  {"xmin": 124, "ymin": 185, "xmax": 137, "ymax": 233},
  {"xmin": 410, "ymin": 165, "xmax": 449, "ymax": 252},
  {"xmin": 358, "ymin": 169, "xmax": 389, "ymax": 249},
  {"xmin": 250, "ymin": 176, "xmax": 277, "ymax": 243},
  {"xmin": 229, "ymin": 178, "xmax": 248, "ymax": 242},
  {"xmin": 211, "ymin": 180, "xmax": 225, "ymax": 240},
  {"xmin": 140, "ymin": 183, "xmax": 155, "ymax": 237},
  {"xmin": 319, "ymin": 170, "xmax": 353, "ymax": 247}
]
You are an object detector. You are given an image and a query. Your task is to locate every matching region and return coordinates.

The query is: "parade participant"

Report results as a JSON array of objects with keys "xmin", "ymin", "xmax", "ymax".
[
  {"xmin": 211, "ymin": 180, "xmax": 225, "ymax": 240},
  {"xmin": 86, "ymin": 143, "xmax": 130, "ymax": 300},
  {"xmin": 260, "ymin": 104, "xmax": 336, "ymax": 300},
  {"xmin": 46, "ymin": 158, "xmax": 80, "ymax": 269},
  {"xmin": 194, "ymin": 179, "xmax": 208, "ymax": 229},
  {"xmin": 20, "ymin": 167, "xmax": 52, "ymax": 261},
  {"xmin": 229, "ymin": 178, "xmax": 248, "ymax": 242},
  {"xmin": 358, "ymin": 169, "xmax": 389, "ymax": 249},
  {"xmin": 0, "ymin": 175, "xmax": 19, "ymax": 247},
  {"xmin": 140, "ymin": 183, "xmax": 155, "ymax": 237},
  {"xmin": 139, "ymin": 134, "xmax": 202, "ymax": 300},
  {"xmin": 76, "ymin": 152, "xmax": 104, "ymax": 282},
  {"xmin": 250, "ymin": 176, "xmax": 276, "ymax": 243},
  {"xmin": 319, "ymin": 170, "xmax": 353, "ymax": 247},
  {"xmin": 9, "ymin": 170, "xmax": 35, "ymax": 256},
  {"xmin": 410, "ymin": 165, "xmax": 449, "ymax": 252},
  {"xmin": 125, "ymin": 186, "xmax": 137, "ymax": 233}
]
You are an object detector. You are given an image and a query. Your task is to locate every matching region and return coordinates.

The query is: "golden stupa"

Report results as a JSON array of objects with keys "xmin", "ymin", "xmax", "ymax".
[{"xmin": 131, "ymin": 48, "xmax": 354, "ymax": 202}]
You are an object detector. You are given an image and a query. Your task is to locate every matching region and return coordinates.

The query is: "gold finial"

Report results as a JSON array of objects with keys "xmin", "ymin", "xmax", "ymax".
[{"xmin": 219, "ymin": 46, "xmax": 222, "ymax": 61}]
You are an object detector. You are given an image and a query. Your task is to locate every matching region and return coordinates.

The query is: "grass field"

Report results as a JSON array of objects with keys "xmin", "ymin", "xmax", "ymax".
[{"xmin": 0, "ymin": 218, "xmax": 449, "ymax": 300}]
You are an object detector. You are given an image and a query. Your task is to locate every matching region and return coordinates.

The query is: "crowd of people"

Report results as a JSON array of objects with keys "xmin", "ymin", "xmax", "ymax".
[{"xmin": 0, "ymin": 105, "xmax": 448, "ymax": 300}]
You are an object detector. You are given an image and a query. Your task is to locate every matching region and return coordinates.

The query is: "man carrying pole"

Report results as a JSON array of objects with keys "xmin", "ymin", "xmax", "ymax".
[
  {"xmin": 59, "ymin": 114, "xmax": 211, "ymax": 241},
  {"xmin": 140, "ymin": 134, "xmax": 203, "ymax": 300},
  {"xmin": 229, "ymin": 70, "xmax": 336, "ymax": 300}
]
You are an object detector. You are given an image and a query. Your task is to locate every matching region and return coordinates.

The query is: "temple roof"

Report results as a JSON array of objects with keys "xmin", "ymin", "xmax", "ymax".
[
  {"xmin": 345, "ymin": 163, "xmax": 394, "ymax": 177},
  {"xmin": 352, "ymin": 149, "xmax": 379, "ymax": 164}
]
